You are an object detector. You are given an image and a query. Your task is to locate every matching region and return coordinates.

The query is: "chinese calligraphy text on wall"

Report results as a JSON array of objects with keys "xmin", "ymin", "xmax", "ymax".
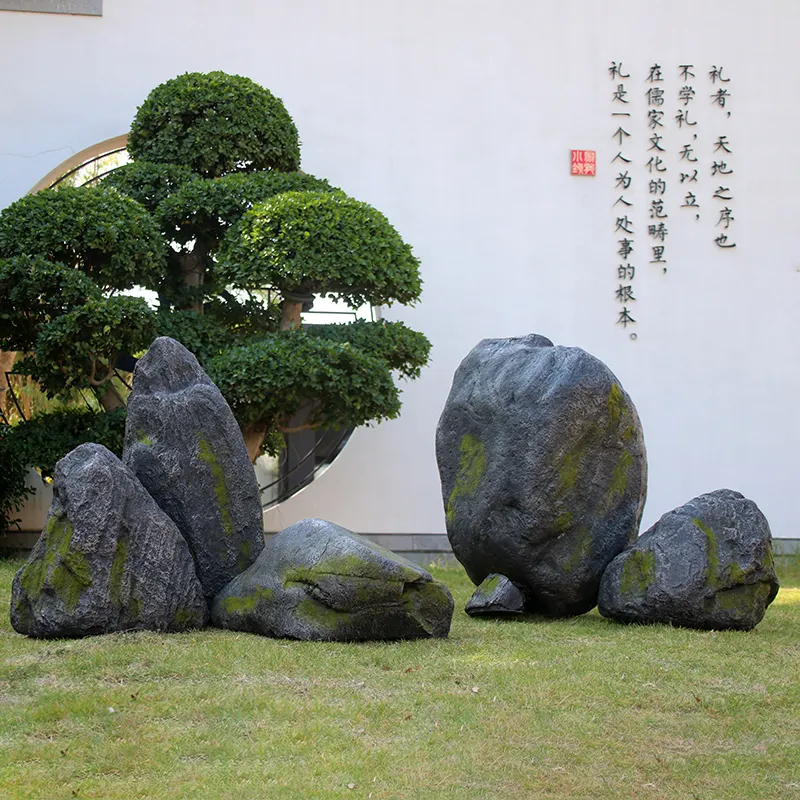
[{"xmin": 607, "ymin": 61, "xmax": 737, "ymax": 339}]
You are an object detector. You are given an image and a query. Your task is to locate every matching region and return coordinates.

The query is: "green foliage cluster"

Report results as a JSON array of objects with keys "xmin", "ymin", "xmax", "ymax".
[
  {"xmin": 208, "ymin": 331, "xmax": 402, "ymax": 432},
  {"xmin": 218, "ymin": 191, "xmax": 422, "ymax": 307},
  {"xmin": 158, "ymin": 171, "xmax": 338, "ymax": 247},
  {"xmin": 128, "ymin": 71, "xmax": 301, "ymax": 176},
  {"xmin": 21, "ymin": 295, "xmax": 155, "ymax": 397},
  {"xmin": 0, "ymin": 185, "xmax": 166, "ymax": 291},
  {"xmin": 306, "ymin": 319, "xmax": 431, "ymax": 380},
  {"xmin": 4, "ymin": 408, "xmax": 126, "ymax": 481},
  {"xmin": 0, "ymin": 424, "xmax": 35, "ymax": 531},
  {"xmin": 0, "ymin": 409, "xmax": 126, "ymax": 529},
  {"xmin": 102, "ymin": 161, "xmax": 198, "ymax": 214},
  {"xmin": 0, "ymin": 255, "xmax": 156, "ymax": 399},
  {"xmin": 0, "ymin": 256, "xmax": 100, "ymax": 350},
  {"xmin": 0, "ymin": 69, "xmax": 430, "ymax": 525}
]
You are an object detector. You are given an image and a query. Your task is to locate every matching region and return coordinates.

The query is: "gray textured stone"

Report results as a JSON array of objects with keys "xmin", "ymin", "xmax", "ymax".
[
  {"xmin": 211, "ymin": 518, "xmax": 454, "ymax": 641},
  {"xmin": 436, "ymin": 334, "xmax": 647, "ymax": 617},
  {"xmin": 598, "ymin": 489, "xmax": 779, "ymax": 630},
  {"xmin": 10, "ymin": 444, "xmax": 207, "ymax": 638},
  {"xmin": 123, "ymin": 337, "xmax": 264, "ymax": 600},
  {"xmin": 465, "ymin": 574, "xmax": 526, "ymax": 617}
]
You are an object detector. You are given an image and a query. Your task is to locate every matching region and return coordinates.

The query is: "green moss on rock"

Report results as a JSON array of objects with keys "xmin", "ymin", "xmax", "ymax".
[
  {"xmin": 446, "ymin": 434, "xmax": 486, "ymax": 523},
  {"xmin": 11, "ymin": 594, "xmax": 34, "ymax": 630},
  {"xmin": 553, "ymin": 511, "xmax": 573, "ymax": 533},
  {"xmin": 607, "ymin": 450, "xmax": 634, "ymax": 504},
  {"xmin": 18, "ymin": 512, "xmax": 92, "ymax": 612},
  {"xmin": 109, "ymin": 537, "xmax": 128, "ymax": 607},
  {"xmin": 130, "ymin": 595, "xmax": 143, "ymax": 619},
  {"xmin": 197, "ymin": 434, "xmax": 235, "ymax": 538},
  {"xmin": 558, "ymin": 449, "xmax": 582, "ymax": 494},
  {"xmin": 693, "ymin": 517, "xmax": 720, "ymax": 587},
  {"xmin": 619, "ymin": 548, "xmax": 656, "ymax": 596},
  {"xmin": 621, "ymin": 425, "xmax": 636, "ymax": 442},
  {"xmin": 712, "ymin": 581, "xmax": 773, "ymax": 614},
  {"xmin": 728, "ymin": 562, "xmax": 752, "ymax": 584},
  {"xmin": 607, "ymin": 383, "xmax": 626, "ymax": 430},
  {"xmin": 172, "ymin": 607, "xmax": 201, "ymax": 628},
  {"xmin": 561, "ymin": 527, "xmax": 591, "ymax": 575},
  {"xmin": 400, "ymin": 579, "xmax": 448, "ymax": 634},
  {"xmin": 222, "ymin": 586, "xmax": 274, "ymax": 615},
  {"xmin": 282, "ymin": 552, "xmax": 417, "ymax": 587},
  {"xmin": 294, "ymin": 596, "xmax": 348, "ymax": 633},
  {"xmin": 237, "ymin": 540, "xmax": 253, "ymax": 573}
]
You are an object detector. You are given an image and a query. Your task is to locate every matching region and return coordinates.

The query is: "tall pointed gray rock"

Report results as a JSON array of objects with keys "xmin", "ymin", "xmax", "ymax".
[{"xmin": 123, "ymin": 337, "xmax": 264, "ymax": 600}]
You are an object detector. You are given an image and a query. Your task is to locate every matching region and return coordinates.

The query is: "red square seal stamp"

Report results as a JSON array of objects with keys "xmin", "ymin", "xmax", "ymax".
[{"xmin": 571, "ymin": 149, "xmax": 597, "ymax": 176}]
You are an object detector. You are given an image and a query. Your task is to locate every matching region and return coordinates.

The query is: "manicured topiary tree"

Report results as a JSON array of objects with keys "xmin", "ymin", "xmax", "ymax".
[{"xmin": 0, "ymin": 70, "xmax": 430, "ymax": 525}]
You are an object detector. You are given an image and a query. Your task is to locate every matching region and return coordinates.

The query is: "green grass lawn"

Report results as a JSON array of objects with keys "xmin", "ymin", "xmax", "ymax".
[{"xmin": 1, "ymin": 556, "xmax": 799, "ymax": 800}]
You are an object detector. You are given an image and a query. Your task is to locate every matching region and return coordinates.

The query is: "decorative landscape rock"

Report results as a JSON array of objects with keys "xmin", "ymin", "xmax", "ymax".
[
  {"xmin": 123, "ymin": 337, "xmax": 264, "ymax": 600},
  {"xmin": 436, "ymin": 334, "xmax": 647, "ymax": 617},
  {"xmin": 598, "ymin": 489, "xmax": 779, "ymax": 630},
  {"xmin": 465, "ymin": 574, "xmax": 526, "ymax": 617},
  {"xmin": 211, "ymin": 518, "xmax": 454, "ymax": 641},
  {"xmin": 10, "ymin": 444, "xmax": 207, "ymax": 638}
]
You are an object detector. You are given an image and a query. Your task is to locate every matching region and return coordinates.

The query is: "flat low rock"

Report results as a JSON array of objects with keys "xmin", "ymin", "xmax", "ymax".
[
  {"xmin": 123, "ymin": 337, "xmax": 264, "ymax": 600},
  {"xmin": 598, "ymin": 489, "xmax": 779, "ymax": 630},
  {"xmin": 465, "ymin": 574, "xmax": 526, "ymax": 617},
  {"xmin": 10, "ymin": 444, "xmax": 207, "ymax": 638},
  {"xmin": 436, "ymin": 334, "xmax": 647, "ymax": 617},
  {"xmin": 211, "ymin": 518, "xmax": 454, "ymax": 641}
]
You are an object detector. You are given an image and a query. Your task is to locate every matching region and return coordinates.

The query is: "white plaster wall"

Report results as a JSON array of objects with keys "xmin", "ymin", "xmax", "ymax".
[{"xmin": 1, "ymin": 1, "xmax": 798, "ymax": 538}]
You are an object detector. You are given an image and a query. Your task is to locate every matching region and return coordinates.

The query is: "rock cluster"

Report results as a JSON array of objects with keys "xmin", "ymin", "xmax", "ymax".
[
  {"xmin": 437, "ymin": 334, "xmax": 779, "ymax": 630},
  {"xmin": 437, "ymin": 334, "xmax": 647, "ymax": 617},
  {"xmin": 11, "ymin": 337, "xmax": 454, "ymax": 642}
]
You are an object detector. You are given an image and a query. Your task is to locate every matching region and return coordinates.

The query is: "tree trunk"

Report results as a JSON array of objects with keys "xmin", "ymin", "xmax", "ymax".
[
  {"xmin": 279, "ymin": 290, "xmax": 314, "ymax": 331},
  {"xmin": 99, "ymin": 382, "xmax": 125, "ymax": 412},
  {"xmin": 0, "ymin": 351, "xmax": 16, "ymax": 417},
  {"xmin": 243, "ymin": 423, "xmax": 268, "ymax": 463},
  {"xmin": 177, "ymin": 240, "xmax": 208, "ymax": 313},
  {"xmin": 280, "ymin": 299, "xmax": 304, "ymax": 331}
]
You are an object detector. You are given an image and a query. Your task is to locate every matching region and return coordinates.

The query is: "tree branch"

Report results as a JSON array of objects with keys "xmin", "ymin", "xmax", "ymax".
[{"xmin": 87, "ymin": 355, "xmax": 115, "ymax": 387}]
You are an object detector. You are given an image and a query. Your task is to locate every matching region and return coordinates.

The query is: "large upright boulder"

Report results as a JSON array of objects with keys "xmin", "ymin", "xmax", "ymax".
[
  {"xmin": 123, "ymin": 337, "xmax": 264, "ymax": 600},
  {"xmin": 211, "ymin": 518, "xmax": 454, "ymax": 641},
  {"xmin": 10, "ymin": 444, "xmax": 207, "ymax": 638},
  {"xmin": 436, "ymin": 334, "xmax": 647, "ymax": 616},
  {"xmin": 599, "ymin": 489, "xmax": 779, "ymax": 630}
]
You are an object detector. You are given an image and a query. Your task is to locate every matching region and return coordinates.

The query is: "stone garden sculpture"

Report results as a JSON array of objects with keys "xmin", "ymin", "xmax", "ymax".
[
  {"xmin": 599, "ymin": 489, "xmax": 779, "ymax": 630},
  {"xmin": 437, "ymin": 334, "xmax": 648, "ymax": 617},
  {"xmin": 11, "ymin": 337, "xmax": 454, "ymax": 642}
]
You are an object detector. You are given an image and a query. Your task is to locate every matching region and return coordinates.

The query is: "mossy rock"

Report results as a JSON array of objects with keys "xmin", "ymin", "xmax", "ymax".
[
  {"xmin": 598, "ymin": 489, "xmax": 779, "ymax": 631},
  {"xmin": 123, "ymin": 337, "xmax": 264, "ymax": 600},
  {"xmin": 211, "ymin": 518, "xmax": 454, "ymax": 641},
  {"xmin": 465, "ymin": 573, "xmax": 526, "ymax": 617},
  {"xmin": 11, "ymin": 444, "xmax": 207, "ymax": 638},
  {"xmin": 436, "ymin": 334, "xmax": 647, "ymax": 617}
]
